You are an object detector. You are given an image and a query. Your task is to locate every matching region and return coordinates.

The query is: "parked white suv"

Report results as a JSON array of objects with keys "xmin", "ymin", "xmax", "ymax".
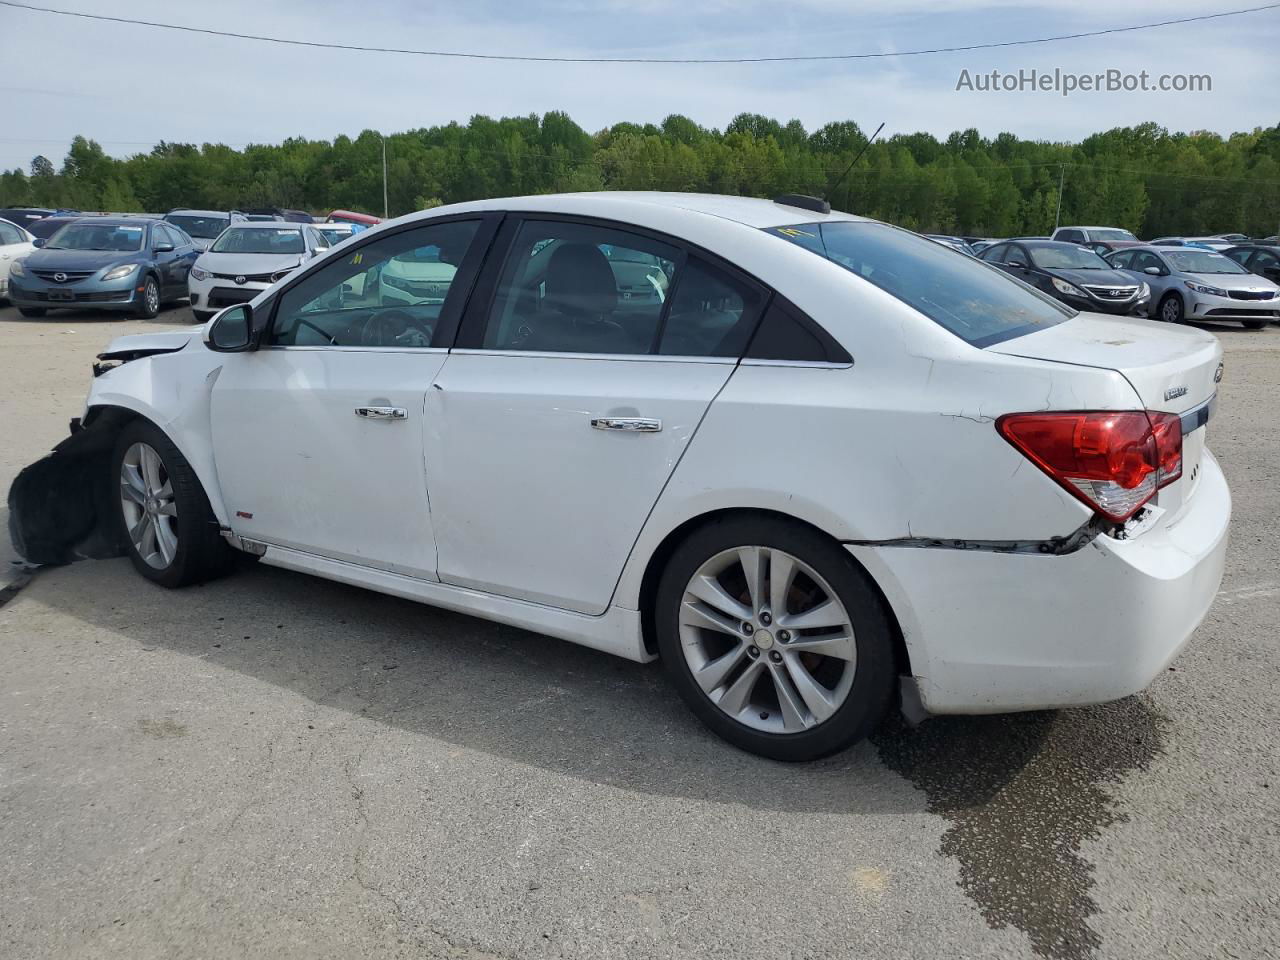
[{"xmin": 10, "ymin": 192, "xmax": 1230, "ymax": 760}]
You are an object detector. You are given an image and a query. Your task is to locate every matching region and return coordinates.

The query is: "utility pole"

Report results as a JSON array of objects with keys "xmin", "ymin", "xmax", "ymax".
[
  {"xmin": 1054, "ymin": 163, "xmax": 1066, "ymax": 232},
  {"xmin": 381, "ymin": 135, "xmax": 389, "ymax": 220}
]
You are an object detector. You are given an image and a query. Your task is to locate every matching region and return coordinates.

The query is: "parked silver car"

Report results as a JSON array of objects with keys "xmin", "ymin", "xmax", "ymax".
[{"xmin": 1106, "ymin": 245, "xmax": 1280, "ymax": 328}]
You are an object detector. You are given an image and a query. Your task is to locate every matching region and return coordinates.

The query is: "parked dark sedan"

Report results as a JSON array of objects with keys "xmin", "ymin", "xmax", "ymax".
[
  {"xmin": 7, "ymin": 216, "xmax": 198, "ymax": 318},
  {"xmin": 0, "ymin": 207, "xmax": 55, "ymax": 230},
  {"xmin": 1224, "ymin": 244, "xmax": 1280, "ymax": 286},
  {"xmin": 978, "ymin": 239, "xmax": 1150, "ymax": 315}
]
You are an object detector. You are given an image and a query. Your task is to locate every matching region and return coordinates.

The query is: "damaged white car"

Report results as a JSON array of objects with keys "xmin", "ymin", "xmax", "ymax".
[{"xmin": 8, "ymin": 192, "xmax": 1230, "ymax": 760}]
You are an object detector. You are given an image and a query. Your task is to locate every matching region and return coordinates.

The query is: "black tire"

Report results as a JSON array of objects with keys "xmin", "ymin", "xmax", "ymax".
[
  {"xmin": 1157, "ymin": 292, "xmax": 1184, "ymax": 323},
  {"xmin": 135, "ymin": 274, "xmax": 161, "ymax": 319},
  {"xmin": 1243, "ymin": 319, "xmax": 1268, "ymax": 330},
  {"xmin": 111, "ymin": 418, "xmax": 235, "ymax": 587},
  {"xmin": 655, "ymin": 514, "xmax": 896, "ymax": 761},
  {"xmin": 18, "ymin": 306, "xmax": 47, "ymax": 318},
  {"xmin": 191, "ymin": 309, "xmax": 214, "ymax": 323}
]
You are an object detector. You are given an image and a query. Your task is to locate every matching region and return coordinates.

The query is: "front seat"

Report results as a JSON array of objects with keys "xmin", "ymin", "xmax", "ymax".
[{"xmin": 524, "ymin": 243, "xmax": 629, "ymax": 353}]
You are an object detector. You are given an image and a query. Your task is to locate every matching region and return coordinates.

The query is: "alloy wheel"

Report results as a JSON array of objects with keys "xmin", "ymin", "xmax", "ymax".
[
  {"xmin": 1161, "ymin": 297, "xmax": 1182, "ymax": 322},
  {"xmin": 119, "ymin": 441, "xmax": 178, "ymax": 569},
  {"xmin": 678, "ymin": 546, "xmax": 857, "ymax": 734},
  {"xmin": 144, "ymin": 278, "xmax": 160, "ymax": 314}
]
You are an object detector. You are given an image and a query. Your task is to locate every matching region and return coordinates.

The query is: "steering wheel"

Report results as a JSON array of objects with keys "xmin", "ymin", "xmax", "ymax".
[{"xmin": 360, "ymin": 309, "xmax": 429, "ymax": 347}]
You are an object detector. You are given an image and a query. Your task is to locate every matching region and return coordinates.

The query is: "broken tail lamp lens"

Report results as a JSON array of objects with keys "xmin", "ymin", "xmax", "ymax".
[{"xmin": 997, "ymin": 411, "xmax": 1182, "ymax": 522}]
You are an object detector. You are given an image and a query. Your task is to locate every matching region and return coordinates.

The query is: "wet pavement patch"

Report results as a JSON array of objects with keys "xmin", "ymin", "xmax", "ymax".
[{"xmin": 874, "ymin": 697, "xmax": 1166, "ymax": 960}]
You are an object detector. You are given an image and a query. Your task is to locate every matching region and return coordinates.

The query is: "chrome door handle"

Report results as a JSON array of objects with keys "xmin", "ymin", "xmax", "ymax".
[
  {"xmin": 355, "ymin": 405, "xmax": 407, "ymax": 421},
  {"xmin": 591, "ymin": 416, "xmax": 662, "ymax": 433}
]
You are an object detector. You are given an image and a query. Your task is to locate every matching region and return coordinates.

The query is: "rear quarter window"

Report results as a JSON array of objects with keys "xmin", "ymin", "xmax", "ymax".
[{"xmin": 768, "ymin": 221, "xmax": 1072, "ymax": 347}]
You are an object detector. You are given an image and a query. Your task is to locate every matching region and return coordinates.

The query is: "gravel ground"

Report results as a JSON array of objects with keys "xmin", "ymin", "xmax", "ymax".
[{"xmin": 1, "ymin": 304, "xmax": 1277, "ymax": 960}]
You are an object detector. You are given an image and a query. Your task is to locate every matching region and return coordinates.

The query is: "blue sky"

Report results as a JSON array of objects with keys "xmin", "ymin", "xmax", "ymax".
[{"xmin": 1, "ymin": 0, "xmax": 1277, "ymax": 171}]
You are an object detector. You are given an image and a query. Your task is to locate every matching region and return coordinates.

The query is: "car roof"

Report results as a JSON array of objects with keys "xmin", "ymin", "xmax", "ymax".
[
  {"xmin": 406, "ymin": 192, "xmax": 870, "ymax": 231},
  {"xmin": 1057, "ymin": 225, "xmax": 1130, "ymax": 231},
  {"xmin": 67, "ymin": 217, "xmax": 154, "ymax": 227},
  {"xmin": 167, "ymin": 209, "xmax": 231, "ymax": 217},
  {"xmin": 226, "ymin": 220, "xmax": 309, "ymax": 230}
]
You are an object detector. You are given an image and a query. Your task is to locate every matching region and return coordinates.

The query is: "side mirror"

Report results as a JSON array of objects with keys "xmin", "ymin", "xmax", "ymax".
[
  {"xmin": 32, "ymin": 237, "xmax": 46, "ymax": 248},
  {"xmin": 154, "ymin": 241, "xmax": 175, "ymax": 253},
  {"xmin": 1143, "ymin": 266, "xmax": 1161, "ymax": 276},
  {"xmin": 203, "ymin": 304, "xmax": 255, "ymax": 352}
]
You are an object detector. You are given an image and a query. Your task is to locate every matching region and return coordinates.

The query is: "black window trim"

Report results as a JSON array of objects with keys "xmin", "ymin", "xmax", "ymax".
[{"xmin": 255, "ymin": 211, "xmax": 504, "ymax": 350}]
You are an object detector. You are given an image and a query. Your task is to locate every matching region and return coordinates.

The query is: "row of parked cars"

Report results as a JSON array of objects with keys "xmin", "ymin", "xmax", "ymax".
[
  {"xmin": 0, "ymin": 206, "xmax": 381, "ymax": 319},
  {"xmin": 3, "ymin": 203, "xmax": 1278, "ymax": 331},
  {"xmin": 927, "ymin": 225, "xmax": 1280, "ymax": 329}
]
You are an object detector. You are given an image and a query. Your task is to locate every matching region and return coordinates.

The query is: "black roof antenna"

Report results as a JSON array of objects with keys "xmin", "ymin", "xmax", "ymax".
[{"xmin": 827, "ymin": 121, "xmax": 885, "ymax": 214}]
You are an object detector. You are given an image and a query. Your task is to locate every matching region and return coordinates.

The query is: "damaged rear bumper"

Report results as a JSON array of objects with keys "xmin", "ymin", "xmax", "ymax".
[{"xmin": 849, "ymin": 450, "xmax": 1231, "ymax": 714}]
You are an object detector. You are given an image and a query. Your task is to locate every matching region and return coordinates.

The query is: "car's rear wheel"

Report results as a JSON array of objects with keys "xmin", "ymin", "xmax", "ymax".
[
  {"xmin": 17, "ymin": 306, "xmax": 46, "ymax": 318},
  {"xmin": 1158, "ymin": 292, "xmax": 1184, "ymax": 323},
  {"xmin": 1243, "ymin": 319, "xmax": 1268, "ymax": 330},
  {"xmin": 135, "ymin": 275, "xmax": 160, "ymax": 319},
  {"xmin": 656, "ymin": 515, "xmax": 895, "ymax": 761},
  {"xmin": 112, "ymin": 419, "xmax": 234, "ymax": 587}
]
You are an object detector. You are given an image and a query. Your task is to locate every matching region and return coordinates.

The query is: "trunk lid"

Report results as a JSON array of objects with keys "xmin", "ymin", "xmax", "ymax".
[{"xmin": 989, "ymin": 312, "xmax": 1222, "ymax": 511}]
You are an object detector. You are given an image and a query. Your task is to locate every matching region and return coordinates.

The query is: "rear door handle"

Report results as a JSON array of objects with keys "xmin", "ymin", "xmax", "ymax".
[
  {"xmin": 355, "ymin": 405, "xmax": 407, "ymax": 421},
  {"xmin": 590, "ymin": 416, "xmax": 661, "ymax": 433}
]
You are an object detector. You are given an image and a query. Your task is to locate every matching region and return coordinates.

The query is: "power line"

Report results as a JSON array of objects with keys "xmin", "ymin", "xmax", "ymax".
[{"xmin": 1, "ymin": 0, "xmax": 1277, "ymax": 64}]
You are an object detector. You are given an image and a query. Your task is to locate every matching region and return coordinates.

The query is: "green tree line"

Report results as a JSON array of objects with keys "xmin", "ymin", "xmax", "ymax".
[{"xmin": 3, "ymin": 113, "xmax": 1279, "ymax": 238}]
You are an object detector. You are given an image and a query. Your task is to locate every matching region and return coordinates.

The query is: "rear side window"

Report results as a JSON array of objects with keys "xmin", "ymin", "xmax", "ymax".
[
  {"xmin": 769, "ymin": 222, "xmax": 1072, "ymax": 347},
  {"xmin": 658, "ymin": 258, "xmax": 763, "ymax": 357}
]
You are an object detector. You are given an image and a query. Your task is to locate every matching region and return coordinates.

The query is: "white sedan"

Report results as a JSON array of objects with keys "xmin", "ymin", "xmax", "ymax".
[
  {"xmin": 0, "ymin": 216, "xmax": 36, "ymax": 299},
  {"xmin": 9, "ymin": 192, "xmax": 1230, "ymax": 760}
]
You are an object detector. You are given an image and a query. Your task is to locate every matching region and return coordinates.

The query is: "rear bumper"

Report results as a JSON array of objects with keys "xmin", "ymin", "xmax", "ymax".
[{"xmin": 850, "ymin": 448, "xmax": 1230, "ymax": 714}]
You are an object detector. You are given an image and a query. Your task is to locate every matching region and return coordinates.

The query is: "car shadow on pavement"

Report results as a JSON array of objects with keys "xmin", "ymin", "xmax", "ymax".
[{"xmin": 23, "ymin": 556, "xmax": 1167, "ymax": 958}]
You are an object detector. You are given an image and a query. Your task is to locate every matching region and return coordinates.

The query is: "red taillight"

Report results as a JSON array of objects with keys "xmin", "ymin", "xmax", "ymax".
[{"xmin": 997, "ymin": 410, "xmax": 1183, "ymax": 522}]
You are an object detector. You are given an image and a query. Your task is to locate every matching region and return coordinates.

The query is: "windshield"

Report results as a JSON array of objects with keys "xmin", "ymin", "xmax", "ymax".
[
  {"xmin": 769, "ymin": 221, "xmax": 1071, "ymax": 347},
  {"xmin": 46, "ymin": 222, "xmax": 145, "ymax": 252},
  {"xmin": 1027, "ymin": 244, "xmax": 1111, "ymax": 270},
  {"xmin": 1165, "ymin": 250, "xmax": 1249, "ymax": 274},
  {"xmin": 1089, "ymin": 229, "xmax": 1137, "ymax": 242},
  {"xmin": 166, "ymin": 214, "xmax": 229, "ymax": 239},
  {"xmin": 210, "ymin": 227, "xmax": 304, "ymax": 255},
  {"xmin": 315, "ymin": 226, "xmax": 351, "ymax": 245}
]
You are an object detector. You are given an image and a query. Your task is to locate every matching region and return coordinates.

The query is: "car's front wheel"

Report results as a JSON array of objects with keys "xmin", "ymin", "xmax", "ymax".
[
  {"xmin": 135, "ymin": 275, "xmax": 161, "ymax": 319},
  {"xmin": 656, "ymin": 515, "xmax": 895, "ymax": 761},
  {"xmin": 1243, "ymin": 319, "xmax": 1268, "ymax": 330},
  {"xmin": 191, "ymin": 309, "xmax": 214, "ymax": 323},
  {"xmin": 113, "ymin": 419, "xmax": 234, "ymax": 587},
  {"xmin": 1158, "ymin": 292, "xmax": 1184, "ymax": 323}
]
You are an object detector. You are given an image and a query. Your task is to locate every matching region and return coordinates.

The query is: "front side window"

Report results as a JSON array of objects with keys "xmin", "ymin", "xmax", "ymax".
[
  {"xmin": 270, "ymin": 219, "xmax": 480, "ymax": 348},
  {"xmin": 482, "ymin": 221, "xmax": 677, "ymax": 355},
  {"xmin": 211, "ymin": 227, "xmax": 305, "ymax": 255},
  {"xmin": 769, "ymin": 221, "xmax": 1072, "ymax": 347},
  {"xmin": 1057, "ymin": 230, "xmax": 1084, "ymax": 243},
  {"xmin": 47, "ymin": 222, "xmax": 144, "ymax": 252},
  {"xmin": 0, "ymin": 222, "xmax": 22, "ymax": 245},
  {"xmin": 1108, "ymin": 250, "xmax": 1135, "ymax": 269},
  {"xmin": 166, "ymin": 215, "xmax": 229, "ymax": 240}
]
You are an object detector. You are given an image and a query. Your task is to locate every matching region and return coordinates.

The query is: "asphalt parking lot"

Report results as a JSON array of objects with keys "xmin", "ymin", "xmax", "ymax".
[{"xmin": 1, "ymin": 304, "xmax": 1277, "ymax": 960}]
